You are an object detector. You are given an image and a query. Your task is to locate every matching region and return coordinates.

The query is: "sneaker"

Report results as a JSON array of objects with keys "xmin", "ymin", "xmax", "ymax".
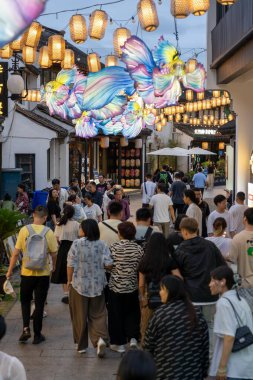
[
  {"xmin": 19, "ymin": 328, "xmax": 31, "ymax": 343},
  {"xmin": 61, "ymin": 296, "xmax": 69, "ymax": 304},
  {"xmin": 32, "ymin": 334, "xmax": 46, "ymax": 345},
  {"xmin": 77, "ymin": 349, "xmax": 86, "ymax": 354},
  {"xmin": 43, "ymin": 311, "xmax": 47, "ymax": 318},
  {"xmin": 97, "ymin": 337, "xmax": 106, "ymax": 358},
  {"xmin": 110, "ymin": 344, "xmax": 125, "ymax": 353},
  {"xmin": 129, "ymin": 338, "xmax": 138, "ymax": 349}
]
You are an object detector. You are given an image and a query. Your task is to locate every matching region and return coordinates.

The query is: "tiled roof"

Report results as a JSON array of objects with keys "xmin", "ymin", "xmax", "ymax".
[{"xmin": 16, "ymin": 106, "xmax": 69, "ymax": 138}]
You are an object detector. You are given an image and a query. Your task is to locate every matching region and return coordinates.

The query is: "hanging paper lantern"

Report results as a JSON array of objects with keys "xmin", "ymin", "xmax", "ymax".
[
  {"xmin": 219, "ymin": 142, "xmax": 225, "ymax": 150},
  {"xmin": 38, "ymin": 46, "xmax": 52, "ymax": 68},
  {"xmin": 197, "ymin": 101, "xmax": 203, "ymax": 110},
  {"xmin": 135, "ymin": 139, "xmax": 143, "ymax": 148},
  {"xmin": 186, "ymin": 58, "xmax": 197, "ymax": 73},
  {"xmin": 217, "ymin": 0, "xmax": 237, "ymax": 5},
  {"xmin": 189, "ymin": 0, "xmax": 210, "ymax": 16},
  {"xmin": 168, "ymin": 115, "xmax": 173, "ymax": 121},
  {"xmin": 89, "ymin": 10, "xmax": 108, "ymax": 40},
  {"xmin": 183, "ymin": 114, "xmax": 189, "ymax": 123},
  {"xmin": 23, "ymin": 21, "xmax": 42, "ymax": 48},
  {"xmin": 212, "ymin": 90, "xmax": 220, "ymax": 98},
  {"xmin": 137, "ymin": 0, "xmax": 159, "ymax": 32},
  {"xmin": 69, "ymin": 15, "xmax": 87, "ymax": 44},
  {"xmin": 87, "ymin": 53, "xmax": 101, "ymax": 72},
  {"xmin": 186, "ymin": 89, "xmax": 194, "ymax": 101},
  {"xmin": 105, "ymin": 55, "xmax": 118, "ymax": 67},
  {"xmin": 22, "ymin": 89, "xmax": 41, "ymax": 102},
  {"xmin": 10, "ymin": 35, "xmax": 25, "ymax": 51},
  {"xmin": 120, "ymin": 137, "xmax": 129, "ymax": 147},
  {"xmin": 156, "ymin": 122, "xmax": 162, "ymax": 131},
  {"xmin": 22, "ymin": 46, "xmax": 36, "ymax": 64},
  {"xmin": 170, "ymin": 0, "xmax": 189, "ymax": 18},
  {"xmin": 100, "ymin": 137, "xmax": 109, "ymax": 148},
  {"xmin": 61, "ymin": 49, "xmax": 75, "ymax": 69},
  {"xmin": 197, "ymin": 91, "xmax": 205, "ymax": 100},
  {"xmin": 202, "ymin": 142, "xmax": 209, "ymax": 149},
  {"xmin": 113, "ymin": 27, "xmax": 131, "ymax": 57},
  {"xmin": 48, "ymin": 35, "xmax": 65, "ymax": 63},
  {"xmin": 0, "ymin": 44, "xmax": 13, "ymax": 59}
]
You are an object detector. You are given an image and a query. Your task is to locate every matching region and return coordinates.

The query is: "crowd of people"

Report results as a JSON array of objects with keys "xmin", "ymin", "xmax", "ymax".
[{"xmin": 2, "ymin": 165, "xmax": 253, "ymax": 380}]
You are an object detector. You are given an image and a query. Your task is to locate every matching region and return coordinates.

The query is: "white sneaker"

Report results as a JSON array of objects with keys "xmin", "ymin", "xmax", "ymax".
[
  {"xmin": 43, "ymin": 311, "xmax": 47, "ymax": 318},
  {"xmin": 110, "ymin": 344, "xmax": 125, "ymax": 353},
  {"xmin": 130, "ymin": 338, "xmax": 138, "ymax": 349},
  {"xmin": 77, "ymin": 349, "xmax": 86, "ymax": 354},
  {"xmin": 97, "ymin": 337, "xmax": 106, "ymax": 358}
]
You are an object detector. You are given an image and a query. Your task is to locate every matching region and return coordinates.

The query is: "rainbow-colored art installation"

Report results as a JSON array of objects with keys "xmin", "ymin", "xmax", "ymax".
[{"xmin": 41, "ymin": 35, "xmax": 206, "ymax": 138}]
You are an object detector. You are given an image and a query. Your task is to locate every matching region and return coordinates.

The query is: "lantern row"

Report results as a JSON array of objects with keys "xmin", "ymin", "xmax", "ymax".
[{"xmin": 171, "ymin": 0, "xmax": 237, "ymax": 18}]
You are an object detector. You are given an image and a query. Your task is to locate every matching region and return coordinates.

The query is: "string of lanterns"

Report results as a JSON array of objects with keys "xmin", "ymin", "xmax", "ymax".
[{"xmin": 171, "ymin": 0, "xmax": 237, "ymax": 18}]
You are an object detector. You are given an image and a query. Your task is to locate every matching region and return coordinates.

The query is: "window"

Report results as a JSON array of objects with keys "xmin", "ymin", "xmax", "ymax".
[
  {"xmin": 15, "ymin": 154, "xmax": 35, "ymax": 191},
  {"xmin": 47, "ymin": 148, "xmax": 50, "ymax": 180}
]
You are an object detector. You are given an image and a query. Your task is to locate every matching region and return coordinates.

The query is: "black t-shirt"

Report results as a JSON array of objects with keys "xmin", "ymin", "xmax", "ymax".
[
  {"xmin": 198, "ymin": 201, "xmax": 210, "ymax": 238},
  {"xmin": 171, "ymin": 181, "xmax": 187, "ymax": 204},
  {"xmin": 96, "ymin": 183, "xmax": 107, "ymax": 195},
  {"xmin": 47, "ymin": 200, "xmax": 61, "ymax": 221}
]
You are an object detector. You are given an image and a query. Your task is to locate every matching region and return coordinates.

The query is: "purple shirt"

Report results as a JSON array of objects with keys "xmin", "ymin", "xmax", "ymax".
[{"xmin": 108, "ymin": 199, "xmax": 130, "ymax": 221}]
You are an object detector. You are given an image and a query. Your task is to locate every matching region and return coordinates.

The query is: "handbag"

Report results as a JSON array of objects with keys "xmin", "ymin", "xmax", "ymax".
[
  {"xmin": 223, "ymin": 297, "xmax": 253, "ymax": 352},
  {"xmin": 147, "ymin": 280, "xmax": 162, "ymax": 310}
]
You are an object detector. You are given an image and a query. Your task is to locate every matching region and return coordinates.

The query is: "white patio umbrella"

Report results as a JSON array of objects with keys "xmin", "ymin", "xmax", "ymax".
[
  {"xmin": 188, "ymin": 147, "xmax": 216, "ymax": 155},
  {"xmin": 148, "ymin": 147, "xmax": 190, "ymax": 156}
]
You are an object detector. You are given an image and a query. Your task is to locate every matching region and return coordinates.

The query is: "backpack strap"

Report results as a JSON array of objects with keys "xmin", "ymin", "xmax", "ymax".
[
  {"xmin": 102, "ymin": 221, "xmax": 118, "ymax": 234},
  {"xmin": 26, "ymin": 224, "xmax": 35, "ymax": 236},
  {"xmin": 26, "ymin": 224, "xmax": 49, "ymax": 238},
  {"xmin": 223, "ymin": 297, "xmax": 243, "ymax": 327},
  {"xmin": 39, "ymin": 226, "xmax": 50, "ymax": 238},
  {"xmin": 144, "ymin": 226, "xmax": 153, "ymax": 240}
]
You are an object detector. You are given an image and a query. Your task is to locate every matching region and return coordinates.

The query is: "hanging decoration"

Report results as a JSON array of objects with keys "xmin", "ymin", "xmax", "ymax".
[
  {"xmin": 48, "ymin": 34, "xmax": 66, "ymax": 63},
  {"xmin": 0, "ymin": 0, "xmax": 46, "ymax": 48},
  {"xmin": 189, "ymin": 0, "xmax": 210, "ymax": 16},
  {"xmin": 22, "ymin": 46, "xmax": 36, "ymax": 64},
  {"xmin": 0, "ymin": 44, "xmax": 13, "ymax": 59},
  {"xmin": 69, "ymin": 14, "xmax": 87, "ymax": 44},
  {"xmin": 23, "ymin": 21, "xmax": 42, "ymax": 48},
  {"xmin": 137, "ymin": 0, "xmax": 159, "ymax": 32},
  {"xmin": 113, "ymin": 27, "xmax": 131, "ymax": 57},
  {"xmin": 61, "ymin": 49, "xmax": 75, "ymax": 69},
  {"xmin": 88, "ymin": 10, "xmax": 108, "ymax": 40},
  {"xmin": 38, "ymin": 46, "xmax": 52, "ymax": 68},
  {"xmin": 170, "ymin": 0, "xmax": 190, "ymax": 18},
  {"xmin": 217, "ymin": 0, "xmax": 237, "ymax": 4},
  {"xmin": 10, "ymin": 35, "xmax": 25, "ymax": 51},
  {"xmin": 87, "ymin": 53, "xmax": 101, "ymax": 72},
  {"xmin": 105, "ymin": 55, "xmax": 118, "ymax": 67}
]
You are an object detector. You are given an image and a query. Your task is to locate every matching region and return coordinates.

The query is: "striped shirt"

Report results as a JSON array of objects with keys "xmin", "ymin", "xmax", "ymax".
[{"xmin": 109, "ymin": 240, "xmax": 144, "ymax": 293}]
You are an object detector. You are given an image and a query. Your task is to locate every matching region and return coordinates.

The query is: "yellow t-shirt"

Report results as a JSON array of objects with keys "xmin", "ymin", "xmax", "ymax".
[{"xmin": 15, "ymin": 224, "xmax": 58, "ymax": 276}]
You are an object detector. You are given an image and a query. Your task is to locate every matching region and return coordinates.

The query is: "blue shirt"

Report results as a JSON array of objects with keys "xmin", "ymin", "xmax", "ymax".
[{"xmin": 193, "ymin": 172, "xmax": 207, "ymax": 188}]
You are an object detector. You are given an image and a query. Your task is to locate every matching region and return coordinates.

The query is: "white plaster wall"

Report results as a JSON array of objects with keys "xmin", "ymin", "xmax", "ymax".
[{"xmin": 226, "ymin": 144, "xmax": 234, "ymax": 190}]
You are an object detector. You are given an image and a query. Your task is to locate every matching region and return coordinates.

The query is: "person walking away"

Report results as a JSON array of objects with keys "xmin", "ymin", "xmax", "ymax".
[
  {"xmin": 209, "ymin": 266, "xmax": 253, "ymax": 380},
  {"xmin": 108, "ymin": 188, "xmax": 130, "ymax": 222},
  {"xmin": 47, "ymin": 189, "xmax": 61, "ymax": 230},
  {"xmin": 51, "ymin": 178, "xmax": 68, "ymax": 212},
  {"xmin": 192, "ymin": 167, "xmax": 207, "ymax": 195},
  {"xmin": 83, "ymin": 194, "xmax": 102, "ymax": 223},
  {"xmin": 6, "ymin": 206, "xmax": 57, "ymax": 344},
  {"xmin": 208, "ymin": 194, "xmax": 235, "ymax": 237},
  {"xmin": 169, "ymin": 172, "xmax": 186, "ymax": 216},
  {"xmin": 138, "ymin": 233, "xmax": 180, "ymax": 345},
  {"xmin": 89, "ymin": 181, "xmax": 103, "ymax": 208},
  {"xmin": 149, "ymin": 183, "xmax": 175, "ymax": 238},
  {"xmin": 184, "ymin": 189, "xmax": 203, "ymax": 236},
  {"xmin": 166, "ymin": 214, "xmax": 188, "ymax": 250},
  {"xmin": 174, "ymin": 217, "xmax": 227, "ymax": 351},
  {"xmin": 117, "ymin": 350, "xmax": 156, "ymax": 380},
  {"xmin": 135, "ymin": 208, "xmax": 160, "ymax": 241},
  {"xmin": 141, "ymin": 174, "xmax": 156, "ymax": 208},
  {"xmin": 206, "ymin": 218, "xmax": 232, "ymax": 260},
  {"xmin": 69, "ymin": 178, "xmax": 82, "ymax": 199},
  {"xmin": 66, "ymin": 194, "xmax": 87, "ymax": 223},
  {"xmin": 96, "ymin": 174, "xmax": 107, "ymax": 195},
  {"xmin": 108, "ymin": 222, "xmax": 143, "ymax": 353},
  {"xmin": 229, "ymin": 191, "xmax": 248, "ymax": 234},
  {"xmin": 207, "ymin": 162, "xmax": 215, "ymax": 190},
  {"xmin": 194, "ymin": 187, "xmax": 210, "ymax": 237},
  {"xmin": 15, "ymin": 184, "xmax": 29, "ymax": 214},
  {"xmin": 155, "ymin": 164, "xmax": 173, "ymax": 193},
  {"xmin": 0, "ymin": 193, "xmax": 16, "ymax": 210},
  {"xmin": 98, "ymin": 202, "xmax": 123, "ymax": 246},
  {"xmin": 102, "ymin": 182, "xmax": 115, "ymax": 220},
  {"xmin": 51, "ymin": 205, "xmax": 80, "ymax": 304},
  {"xmin": 144, "ymin": 275, "xmax": 209, "ymax": 380},
  {"xmin": 67, "ymin": 219, "xmax": 112, "ymax": 357}
]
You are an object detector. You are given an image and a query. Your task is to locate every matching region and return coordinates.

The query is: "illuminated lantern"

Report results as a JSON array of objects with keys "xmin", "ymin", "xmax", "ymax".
[
  {"xmin": 10, "ymin": 35, "xmax": 25, "ymax": 51},
  {"xmin": 188, "ymin": 103, "xmax": 194, "ymax": 112},
  {"xmin": 186, "ymin": 58, "xmax": 197, "ymax": 73},
  {"xmin": 219, "ymin": 142, "xmax": 225, "ymax": 150},
  {"xmin": 137, "ymin": 0, "xmax": 159, "ymax": 32},
  {"xmin": 206, "ymin": 99, "xmax": 211, "ymax": 109},
  {"xmin": 217, "ymin": 0, "xmax": 237, "ymax": 5},
  {"xmin": 223, "ymin": 91, "xmax": 230, "ymax": 98},
  {"xmin": 156, "ymin": 122, "xmax": 162, "ymax": 131},
  {"xmin": 186, "ymin": 89, "xmax": 194, "ymax": 101},
  {"xmin": 61, "ymin": 49, "xmax": 75, "ymax": 69},
  {"xmin": 161, "ymin": 118, "xmax": 167, "ymax": 126},
  {"xmin": 120, "ymin": 137, "xmax": 129, "ymax": 147},
  {"xmin": 87, "ymin": 53, "xmax": 101, "ymax": 72},
  {"xmin": 179, "ymin": 105, "xmax": 185, "ymax": 113},
  {"xmin": 69, "ymin": 14, "xmax": 87, "ymax": 44},
  {"xmin": 211, "ymin": 97, "xmax": 217, "ymax": 107},
  {"xmin": 183, "ymin": 114, "xmax": 188, "ymax": 123},
  {"xmin": 221, "ymin": 96, "xmax": 227, "ymax": 106},
  {"xmin": 216, "ymin": 97, "xmax": 222, "ymax": 107},
  {"xmin": 100, "ymin": 137, "xmax": 109, "ymax": 148},
  {"xmin": 212, "ymin": 90, "xmax": 220, "ymax": 98},
  {"xmin": 202, "ymin": 99, "xmax": 207, "ymax": 109},
  {"xmin": 38, "ymin": 46, "xmax": 52, "ymax": 68},
  {"xmin": 0, "ymin": 44, "xmax": 13, "ymax": 59},
  {"xmin": 197, "ymin": 101, "xmax": 202, "ymax": 110},
  {"xmin": 171, "ymin": 106, "xmax": 176, "ymax": 114},
  {"xmin": 189, "ymin": 0, "xmax": 210, "ymax": 16},
  {"xmin": 170, "ymin": 0, "xmax": 189, "ymax": 18},
  {"xmin": 105, "ymin": 55, "xmax": 118, "ymax": 66},
  {"xmin": 89, "ymin": 10, "xmax": 108, "ymax": 40},
  {"xmin": 22, "ymin": 46, "xmax": 36, "ymax": 64},
  {"xmin": 175, "ymin": 113, "xmax": 181, "ymax": 122},
  {"xmin": 202, "ymin": 142, "xmax": 209, "ymax": 149},
  {"xmin": 193, "ymin": 102, "xmax": 198, "ymax": 112},
  {"xmin": 189, "ymin": 118, "xmax": 193, "ymax": 124},
  {"xmin": 48, "ymin": 35, "xmax": 65, "ymax": 63},
  {"xmin": 113, "ymin": 27, "xmax": 131, "ymax": 57},
  {"xmin": 197, "ymin": 91, "xmax": 205, "ymax": 100},
  {"xmin": 23, "ymin": 21, "xmax": 42, "ymax": 48},
  {"xmin": 228, "ymin": 114, "xmax": 234, "ymax": 121},
  {"xmin": 168, "ymin": 115, "xmax": 173, "ymax": 121},
  {"xmin": 22, "ymin": 89, "xmax": 41, "ymax": 102}
]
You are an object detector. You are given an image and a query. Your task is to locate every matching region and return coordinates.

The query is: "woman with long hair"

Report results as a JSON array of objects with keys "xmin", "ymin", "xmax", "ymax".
[
  {"xmin": 67, "ymin": 219, "xmax": 112, "ymax": 358},
  {"xmin": 138, "ymin": 233, "xmax": 181, "ymax": 344},
  {"xmin": 47, "ymin": 188, "xmax": 61, "ymax": 230},
  {"xmin": 51, "ymin": 205, "xmax": 80, "ymax": 304},
  {"xmin": 209, "ymin": 266, "xmax": 253, "ymax": 380},
  {"xmin": 144, "ymin": 275, "xmax": 209, "ymax": 380},
  {"xmin": 206, "ymin": 217, "xmax": 232, "ymax": 259}
]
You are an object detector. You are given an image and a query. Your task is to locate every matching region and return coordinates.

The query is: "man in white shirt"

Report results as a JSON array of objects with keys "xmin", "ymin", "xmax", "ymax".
[
  {"xmin": 208, "ymin": 194, "xmax": 235, "ymax": 238},
  {"xmin": 229, "ymin": 191, "xmax": 248, "ymax": 234},
  {"xmin": 52, "ymin": 178, "xmax": 68, "ymax": 211},
  {"xmin": 99, "ymin": 202, "xmax": 123, "ymax": 247},
  {"xmin": 183, "ymin": 189, "xmax": 203, "ymax": 236},
  {"xmin": 149, "ymin": 183, "xmax": 175, "ymax": 238},
  {"xmin": 141, "ymin": 174, "xmax": 156, "ymax": 208}
]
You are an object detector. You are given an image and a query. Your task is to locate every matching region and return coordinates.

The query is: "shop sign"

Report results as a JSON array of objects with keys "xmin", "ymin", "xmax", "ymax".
[
  {"xmin": 0, "ymin": 62, "xmax": 8, "ymax": 117},
  {"xmin": 194, "ymin": 129, "xmax": 216, "ymax": 135}
]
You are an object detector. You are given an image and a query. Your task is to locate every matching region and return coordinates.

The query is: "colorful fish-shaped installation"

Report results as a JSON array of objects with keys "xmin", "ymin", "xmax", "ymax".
[
  {"xmin": 0, "ymin": 0, "xmax": 46, "ymax": 48},
  {"xmin": 121, "ymin": 36, "xmax": 206, "ymax": 108},
  {"xmin": 73, "ymin": 112, "xmax": 98, "ymax": 138}
]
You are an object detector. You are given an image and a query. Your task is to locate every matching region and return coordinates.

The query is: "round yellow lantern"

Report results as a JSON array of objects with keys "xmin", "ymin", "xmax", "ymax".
[
  {"xmin": 170, "ymin": 0, "xmax": 189, "ymax": 18},
  {"xmin": 89, "ymin": 10, "xmax": 108, "ymax": 40},
  {"xmin": 137, "ymin": 0, "xmax": 159, "ymax": 32},
  {"xmin": 186, "ymin": 58, "xmax": 197, "ymax": 73},
  {"xmin": 189, "ymin": 0, "xmax": 210, "ymax": 16},
  {"xmin": 113, "ymin": 27, "xmax": 131, "ymax": 57},
  {"xmin": 48, "ymin": 35, "xmax": 65, "ymax": 63},
  {"xmin": 70, "ymin": 14, "xmax": 87, "ymax": 44}
]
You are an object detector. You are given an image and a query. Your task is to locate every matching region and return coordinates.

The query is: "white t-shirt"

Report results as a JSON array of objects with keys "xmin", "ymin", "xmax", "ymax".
[
  {"xmin": 186, "ymin": 203, "xmax": 203, "ymax": 236},
  {"xmin": 0, "ymin": 351, "xmax": 27, "ymax": 380},
  {"xmin": 229, "ymin": 202, "xmax": 248, "ymax": 234},
  {"xmin": 205, "ymin": 236, "xmax": 232, "ymax": 258},
  {"xmin": 59, "ymin": 188, "xmax": 69, "ymax": 211},
  {"xmin": 84, "ymin": 204, "xmax": 102, "ymax": 222},
  {"xmin": 150, "ymin": 193, "xmax": 173, "ymax": 223},
  {"xmin": 209, "ymin": 289, "xmax": 253, "ymax": 378},
  {"xmin": 141, "ymin": 181, "xmax": 157, "ymax": 204},
  {"xmin": 207, "ymin": 210, "xmax": 234, "ymax": 237}
]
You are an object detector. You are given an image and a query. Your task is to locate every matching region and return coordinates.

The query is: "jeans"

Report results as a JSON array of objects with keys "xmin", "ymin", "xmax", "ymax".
[{"xmin": 20, "ymin": 275, "xmax": 50, "ymax": 336}]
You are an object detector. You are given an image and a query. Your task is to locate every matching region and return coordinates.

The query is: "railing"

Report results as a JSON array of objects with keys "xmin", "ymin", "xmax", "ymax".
[{"xmin": 211, "ymin": 0, "xmax": 253, "ymax": 68}]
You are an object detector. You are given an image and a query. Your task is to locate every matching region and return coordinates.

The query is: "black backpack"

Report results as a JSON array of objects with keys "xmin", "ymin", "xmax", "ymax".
[{"xmin": 135, "ymin": 226, "xmax": 153, "ymax": 251}]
